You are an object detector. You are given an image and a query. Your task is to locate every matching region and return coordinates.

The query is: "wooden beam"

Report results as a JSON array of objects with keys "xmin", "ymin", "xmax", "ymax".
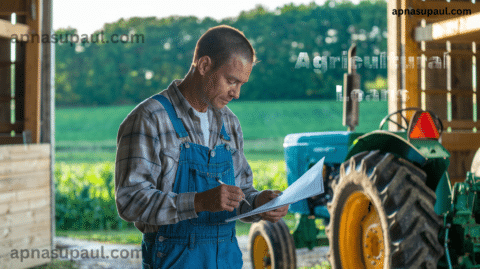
[
  {"xmin": 41, "ymin": 0, "xmax": 56, "ymax": 255},
  {"xmin": 0, "ymin": 220, "xmax": 50, "ymax": 248},
  {"xmin": 0, "ymin": 19, "xmax": 30, "ymax": 40},
  {"xmin": 0, "ymin": 204, "xmax": 50, "ymax": 232},
  {"xmin": 40, "ymin": 0, "xmax": 53, "ymax": 144},
  {"xmin": 408, "ymin": 1, "xmax": 480, "ymax": 22},
  {"xmin": 23, "ymin": 0, "xmax": 42, "ymax": 143},
  {"xmin": 425, "ymin": 89, "xmax": 474, "ymax": 95},
  {"xmin": 442, "ymin": 132, "xmax": 480, "ymax": 151},
  {"xmin": 402, "ymin": 0, "xmax": 421, "ymax": 118},
  {"xmin": 0, "ymin": 143, "xmax": 50, "ymax": 162},
  {"xmin": 409, "ymin": 1, "xmax": 480, "ymax": 15},
  {"xmin": 0, "ymin": 0, "xmax": 27, "ymax": 14},
  {"xmin": 0, "ymin": 12, "xmax": 27, "ymax": 17},
  {"xmin": 423, "ymin": 50, "xmax": 473, "ymax": 56},
  {"xmin": 444, "ymin": 120, "xmax": 480, "ymax": 130},
  {"xmin": 416, "ymin": 12, "xmax": 480, "ymax": 43},
  {"xmin": 0, "ymin": 94, "xmax": 12, "ymax": 102},
  {"xmin": 0, "ymin": 137, "xmax": 23, "ymax": 145},
  {"xmin": 0, "ymin": 157, "xmax": 49, "ymax": 175},
  {"xmin": 442, "ymin": 132, "xmax": 480, "ymax": 183},
  {"xmin": 0, "ymin": 171, "xmax": 50, "ymax": 192},
  {"xmin": 0, "ymin": 123, "xmax": 24, "ymax": 133},
  {"xmin": 387, "ymin": 0, "xmax": 402, "ymax": 131}
]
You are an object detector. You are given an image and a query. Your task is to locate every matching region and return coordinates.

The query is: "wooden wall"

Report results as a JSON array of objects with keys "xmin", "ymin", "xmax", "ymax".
[
  {"xmin": 0, "ymin": 1, "xmax": 54, "ymax": 268},
  {"xmin": 0, "ymin": 144, "xmax": 51, "ymax": 269},
  {"xmin": 389, "ymin": 0, "xmax": 480, "ymax": 184}
]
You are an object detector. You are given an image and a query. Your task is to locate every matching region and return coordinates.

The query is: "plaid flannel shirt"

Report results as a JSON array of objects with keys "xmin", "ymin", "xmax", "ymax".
[{"xmin": 115, "ymin": 80, "xmax": 262, "ymax": 233}]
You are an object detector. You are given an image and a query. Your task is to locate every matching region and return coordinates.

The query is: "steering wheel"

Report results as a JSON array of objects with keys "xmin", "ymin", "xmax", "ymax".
[
  {"xmin": 379, "ymin": 108, "xmax": 443, "ymax": 134},
  {"xmin": 379, "ymin": 108, "xmax": 413, "ymax": 131}
]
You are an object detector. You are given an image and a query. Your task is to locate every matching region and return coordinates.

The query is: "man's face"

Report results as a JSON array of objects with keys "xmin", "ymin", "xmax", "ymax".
[{"xmin": 201, "ymin": 54, "xmax": 253, "ymax": 110}]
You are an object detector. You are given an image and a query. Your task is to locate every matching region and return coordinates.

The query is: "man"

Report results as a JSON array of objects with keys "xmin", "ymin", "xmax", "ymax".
[{"xmin": 115, "ymin": 25, "xmax": 288, "ymax": 269}]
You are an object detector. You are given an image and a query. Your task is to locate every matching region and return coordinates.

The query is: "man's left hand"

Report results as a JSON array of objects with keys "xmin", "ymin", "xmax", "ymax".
[{"xmin": 254, "ymin": 190, "xmax": 288, "ymax": 223}]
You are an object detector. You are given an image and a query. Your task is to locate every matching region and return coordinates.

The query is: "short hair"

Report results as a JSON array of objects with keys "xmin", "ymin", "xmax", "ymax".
[{"xmin": 193, "ymin": 25, "xmax": 257, "ymax": 70}]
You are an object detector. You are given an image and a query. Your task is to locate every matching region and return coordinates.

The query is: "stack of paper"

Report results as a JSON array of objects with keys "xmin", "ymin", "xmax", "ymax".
[{"xmin": 226, "ymin": 157, "xmax": 325, "ymax": 222}]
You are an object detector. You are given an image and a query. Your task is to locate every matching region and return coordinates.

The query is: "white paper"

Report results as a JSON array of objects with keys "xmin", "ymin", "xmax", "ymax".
[{"xmin": 226, "ymin": 157, "xmax": 325, "ymax": 222}]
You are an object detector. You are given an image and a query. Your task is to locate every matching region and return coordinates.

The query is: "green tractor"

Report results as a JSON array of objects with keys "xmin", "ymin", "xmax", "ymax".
[{"xmin": 248, "ymin": 44, "xmax": 480, "ymax": 268}]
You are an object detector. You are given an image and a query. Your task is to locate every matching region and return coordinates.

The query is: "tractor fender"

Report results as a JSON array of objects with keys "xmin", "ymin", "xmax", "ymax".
[{"xmin": 345, "ymin": 130, "xmax": 428, "ymax": 166}]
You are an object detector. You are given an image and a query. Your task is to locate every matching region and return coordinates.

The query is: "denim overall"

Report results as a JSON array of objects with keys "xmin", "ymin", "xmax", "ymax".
[{"xmin": 141, "ymin": 95, "xmax": 243, "ymax": 269}]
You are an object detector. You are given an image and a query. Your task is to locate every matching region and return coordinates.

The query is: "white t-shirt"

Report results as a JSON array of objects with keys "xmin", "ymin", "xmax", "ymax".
[{"xmin": 192, "ymin": 108, "xmax": 209, "ymax": 146}]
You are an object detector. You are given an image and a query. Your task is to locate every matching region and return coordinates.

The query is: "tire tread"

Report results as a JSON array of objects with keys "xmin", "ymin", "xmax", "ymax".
[{"xmin": 327, "ymin": 150, "xmax": 444, "ymax": 269}]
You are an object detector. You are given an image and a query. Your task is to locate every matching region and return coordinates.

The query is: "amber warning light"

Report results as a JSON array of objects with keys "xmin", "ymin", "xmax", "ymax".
[{"xmin": 409, "ymin": 112, "xmax": 440, "ymax": 139}]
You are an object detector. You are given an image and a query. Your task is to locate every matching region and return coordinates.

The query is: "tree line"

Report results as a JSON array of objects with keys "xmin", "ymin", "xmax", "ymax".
[{"xmin": 54, "ymin": 0, "xmax": 387, "ymax": 106}]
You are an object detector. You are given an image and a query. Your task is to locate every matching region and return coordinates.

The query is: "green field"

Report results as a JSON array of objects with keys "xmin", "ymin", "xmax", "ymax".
[
  {"xmin": 54, "ymin": 99, "xmax": 387, "ymax": 256},
  {"xmin": 55, "ymin": 100, "xmax": 388, "ymax": 163}
]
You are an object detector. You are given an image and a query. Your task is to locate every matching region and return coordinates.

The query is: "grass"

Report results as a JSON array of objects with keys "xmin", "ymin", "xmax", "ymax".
[
  {"xmin": 299, "ymin": 262, "xmax": 332, "ymax": 269},
  {"xmin": 31, "ymin": 260, "xmax": 79, "ymax": 269},
  {"xmin": 55, "ymin": 105, "xmax": 134, "ymax": 142},
  {"xmin": 56, "ymin": 100, "xmax": 388, "ymax": 141},
  {"xmin": 56, "ymin": 213, "xmax": 298, "ymax": 245},
  {"xmin": 56, "ymin": 228, "xmax": 143, "ymax": 245},
  {"xmin": 55, "ymin": 100, "xmax": 388, "ymax": 163},
  {"xmin": 54, "ymin": 137, "xmax": 287, "ymax": 163}
]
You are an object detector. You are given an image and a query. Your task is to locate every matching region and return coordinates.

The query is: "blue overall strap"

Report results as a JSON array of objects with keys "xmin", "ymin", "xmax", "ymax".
[
  {"xmin": 220, "ymin": 123, "xmax": 231, "ymax": 141},
  {"xmin": 151, "ymin": 94, "xmax": 189, "ymax": 138}
]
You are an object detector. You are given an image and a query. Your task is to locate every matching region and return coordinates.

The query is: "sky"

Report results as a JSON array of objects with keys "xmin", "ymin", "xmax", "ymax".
[{"xmin": 53, "ymin": 0, "xmax": 360, "ymax": 35}]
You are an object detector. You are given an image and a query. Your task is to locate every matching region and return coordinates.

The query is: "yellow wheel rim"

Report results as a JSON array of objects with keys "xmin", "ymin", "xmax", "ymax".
[
  {"xmin": 253, "ymin": 234, "xmax": 272, "ymax": 269},
  {"xmin": 339, "ymin": 192, "xmax": 385, "ymax": 269}
]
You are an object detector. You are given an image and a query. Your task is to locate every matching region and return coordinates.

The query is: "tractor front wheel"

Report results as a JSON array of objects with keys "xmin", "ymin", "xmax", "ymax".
[
  {"xmin": 249, "ymin": 219, "xmax": 296, "ymax": 269},
  {"xmin": 326, "ymin": 150, "xmax": 444, "ymax": 269}
]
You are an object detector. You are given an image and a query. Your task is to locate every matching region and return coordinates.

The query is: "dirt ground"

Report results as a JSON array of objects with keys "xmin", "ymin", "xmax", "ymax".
[{"xmin": 55, "ymin": 235, "xmax": 329, "ymax": 269}]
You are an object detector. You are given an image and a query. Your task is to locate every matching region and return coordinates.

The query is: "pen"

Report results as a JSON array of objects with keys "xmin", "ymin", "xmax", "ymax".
[{"xmin": 215, "ymin": 178, "xmax": 252, "ymax": 206}]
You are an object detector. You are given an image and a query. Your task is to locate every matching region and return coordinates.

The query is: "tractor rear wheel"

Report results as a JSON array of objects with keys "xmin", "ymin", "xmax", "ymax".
[
  {"xmin": 326, "ymin": 150, "xmax": 444, "ymax": 269},
  {"xmin": 249, "ymin": 219, "xmax": 296, "ymax": 269}
]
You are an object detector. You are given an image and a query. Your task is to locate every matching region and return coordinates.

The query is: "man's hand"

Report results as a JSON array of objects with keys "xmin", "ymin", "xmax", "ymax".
[
  {"xmin": 255, "ymin": 190, "xmax": 288, "ymax": 223},
  {"xmin": 194, "ymin": 184, "xmax": 245, "ymax": 213}
]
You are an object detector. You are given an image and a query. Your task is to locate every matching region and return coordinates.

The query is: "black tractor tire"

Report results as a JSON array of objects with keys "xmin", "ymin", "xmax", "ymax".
[
  {"xmin": 326, "ymin": 150, "xmax": 444, "ymax": 269},
  {"xmin": 249, "ymin": 219, "xmax": 296, "ymax": 269}
]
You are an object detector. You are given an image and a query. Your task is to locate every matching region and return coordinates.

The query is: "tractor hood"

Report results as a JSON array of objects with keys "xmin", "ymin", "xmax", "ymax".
[{"xmin": 284, "ymin": 131, "xmax": 355, "ymax": 148}]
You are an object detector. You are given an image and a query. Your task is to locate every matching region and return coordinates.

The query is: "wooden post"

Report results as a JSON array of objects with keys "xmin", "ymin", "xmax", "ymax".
[
  {"xmin": 0, "ymin": 19, "xmax": 30, "ymax": 39},
  {"xmin": 41, "ymin": 0, "xmax": 55, "ymax": 255},
  {"xmin": 40, "ymin": 0, "xmax": 53, "ymax": 145},
  {"xmin": 387, "ymin": 0, "xmax": 402, "ymax": 131},
  {"xmin": 24, "ymin": 0, "xmax": 42, "ymax": 143},
  {"xmin": 401, "ymin": 0, "xmax": 421, "ymax": 120}
]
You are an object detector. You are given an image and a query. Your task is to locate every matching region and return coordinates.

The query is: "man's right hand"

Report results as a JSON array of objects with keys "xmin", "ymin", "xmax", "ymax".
[{"xmin": 194, "ymin": 184, "xmax": 245, "ymax": 213}]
